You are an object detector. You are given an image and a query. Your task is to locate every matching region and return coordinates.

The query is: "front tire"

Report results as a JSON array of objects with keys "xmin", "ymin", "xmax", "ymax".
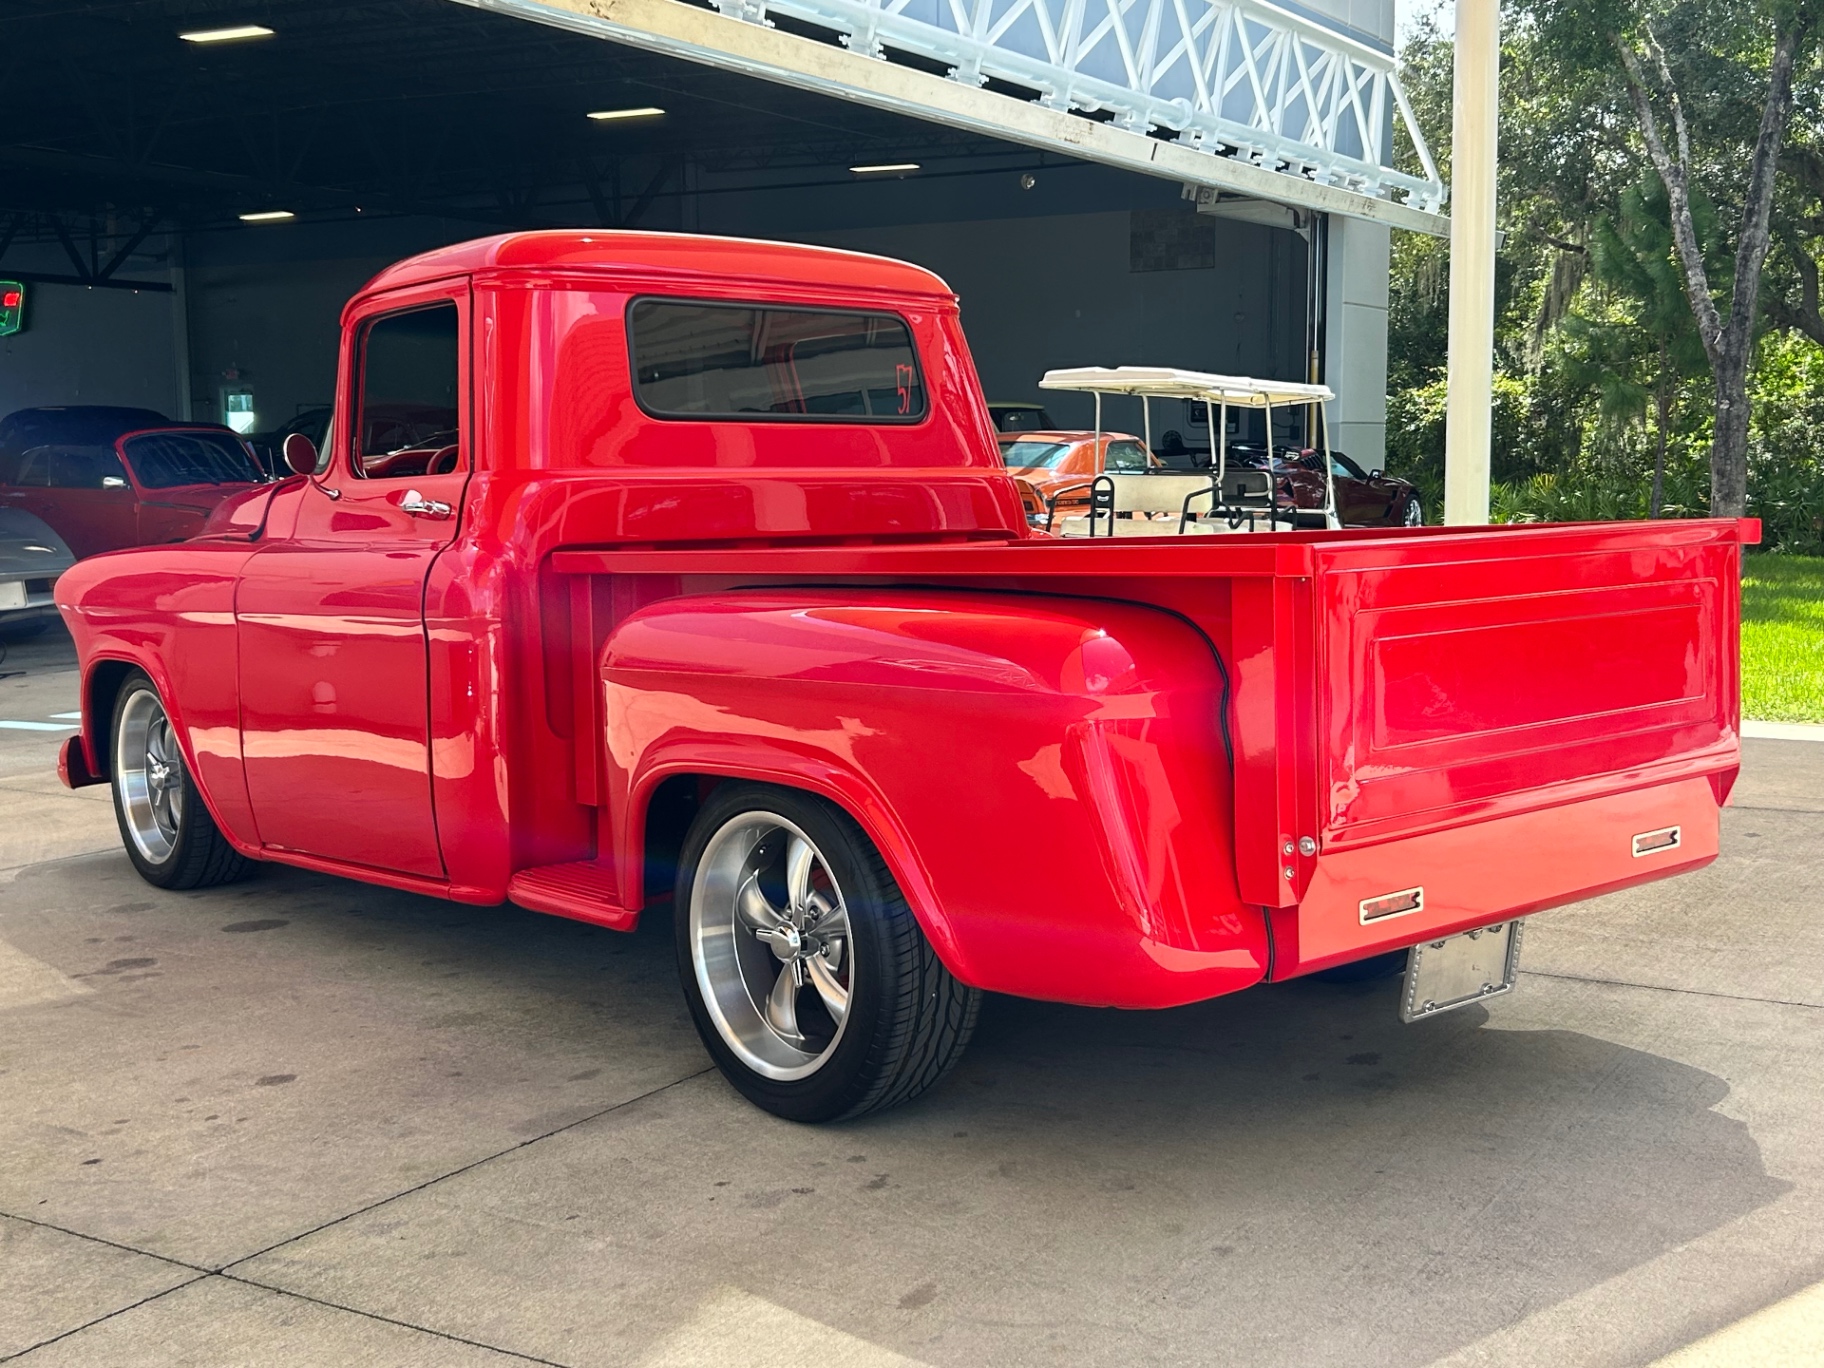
[
  {"xmin": 675, "ymin": 783, "xmax": 980, "ymax": 1122},
  {"xmin": 111, "ymin": 671, "xmax": 253, "ymax": 890}
]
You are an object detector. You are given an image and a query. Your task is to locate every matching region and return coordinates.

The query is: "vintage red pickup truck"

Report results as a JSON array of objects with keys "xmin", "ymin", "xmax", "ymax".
[{"xmin": 56, "ymin": 231, "xmax": 1751, "ymax": 1121}]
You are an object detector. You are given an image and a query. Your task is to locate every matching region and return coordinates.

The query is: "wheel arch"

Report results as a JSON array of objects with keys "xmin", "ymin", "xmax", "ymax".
[
  {"xmin": 79, "ymin": 650, "xmax": 255, "ymax": 856},
  {"xmin": 626, "ymin": 752, "xmax": 973, "ymax": 986}
]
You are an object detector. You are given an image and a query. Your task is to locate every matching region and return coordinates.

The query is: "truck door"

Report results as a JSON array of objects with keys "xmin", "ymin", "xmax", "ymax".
[{"xmin": 235, "ymin": 285, "xmax": 470, "ymax": 877}]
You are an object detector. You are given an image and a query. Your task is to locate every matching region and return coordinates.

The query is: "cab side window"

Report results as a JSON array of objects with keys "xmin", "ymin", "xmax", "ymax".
[
  {"xmin": 354, "ymin": 303, "xmax": 460, "ymax": 479},
  {"xmin": 47, "ymin": 446, "xmax": 130, "ymax": 489}
]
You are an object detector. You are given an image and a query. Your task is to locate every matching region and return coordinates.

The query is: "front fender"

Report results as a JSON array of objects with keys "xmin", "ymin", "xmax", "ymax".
[
  {"xmin": 58, "ymin": 544, "xmax": 262, "ymax": 854},
  {"xmin": 601, "ymin": 588, "xmax": 1267, "ymax": 1009}
]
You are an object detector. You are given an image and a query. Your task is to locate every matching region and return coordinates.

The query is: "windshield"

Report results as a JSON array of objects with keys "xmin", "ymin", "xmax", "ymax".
[
  {"xmin": 121, "ymin": 430, "xmax": 262, "ymax": 488},
  {"xmin": 1298, "ymin": 451, "xmax": 1368, "ymax": 479},
  {"xmin": 1001, "ymin": 440, "xmax": 1073, "ymax": 470}
]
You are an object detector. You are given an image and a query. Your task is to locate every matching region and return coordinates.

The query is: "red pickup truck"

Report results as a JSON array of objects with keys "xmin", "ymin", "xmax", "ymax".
[{"xmin": 56, "ymin": 232, "xmax": 1749, "ymax": 1122}]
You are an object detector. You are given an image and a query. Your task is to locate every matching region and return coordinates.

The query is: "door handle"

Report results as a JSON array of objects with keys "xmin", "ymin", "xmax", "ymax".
[{"xmin": 398, "ymin": 489, "xmax": 452, "ymax": 520}]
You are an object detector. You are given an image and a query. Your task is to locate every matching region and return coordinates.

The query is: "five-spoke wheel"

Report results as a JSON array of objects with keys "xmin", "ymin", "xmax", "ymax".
[
  {"xmin": 115, "ymin": 686, "xmax": 185, "ymax": 865},
  {"xmin": 690, "ymin": 811, "xmax": 855, "ymax": 1081},
  {"xmin": 110, "ymin": 670, "xmax": 252, "ymax": 890}
]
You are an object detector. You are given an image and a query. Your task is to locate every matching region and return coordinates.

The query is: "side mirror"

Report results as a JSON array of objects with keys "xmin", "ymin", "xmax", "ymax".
[
  {"xmin": 283, "ymin": 432, "xmax": 319, "ymax": 476},
  {"xmin": 1369, "ymin": 468, "xmax": 1384, "ymax": 479}
]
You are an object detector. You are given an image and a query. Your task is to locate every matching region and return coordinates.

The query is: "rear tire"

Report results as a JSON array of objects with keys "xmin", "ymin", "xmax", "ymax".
[
  {"xmin": 110, "ymin": 670, "xmax": 254, "ymax": 890},
  {"xmin": 674, "ymin": 783, "xmax": 979, "ymax": 1122}
]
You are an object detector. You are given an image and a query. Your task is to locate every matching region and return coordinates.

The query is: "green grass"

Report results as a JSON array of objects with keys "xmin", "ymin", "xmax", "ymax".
[{"xmin": 1741, "ymin": 554, "xmax": 1824, "ymax": 723}]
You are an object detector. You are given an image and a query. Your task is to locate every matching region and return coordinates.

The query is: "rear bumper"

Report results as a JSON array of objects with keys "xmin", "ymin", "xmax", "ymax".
[{"xmin": 1273, "ymin": 776, "xmax": 1720, "ymax": 978}]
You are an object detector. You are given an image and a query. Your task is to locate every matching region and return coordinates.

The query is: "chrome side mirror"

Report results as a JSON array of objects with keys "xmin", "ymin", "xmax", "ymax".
[{"xmin": 282, "ymin": 432, "xmax": 319, "ymax": 476}]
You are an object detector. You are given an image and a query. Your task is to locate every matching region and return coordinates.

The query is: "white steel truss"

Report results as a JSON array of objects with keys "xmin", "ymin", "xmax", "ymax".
[{"xmin": 452, "ymin": 0, "xmax": 1448, "ymax": 230}]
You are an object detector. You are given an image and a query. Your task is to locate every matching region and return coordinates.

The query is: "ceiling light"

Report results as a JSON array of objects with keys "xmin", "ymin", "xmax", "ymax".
[
  {"xmin": 239, "ymin": 210, "xmax": 295, "ymax": 223},
  {"xmin": 179, "ymin": 25, "xmax": 275, "ymax": 43},
  {"xmin": 587, "ymin": 106, "xmax": 665, "ymax": 121},
  {"xmin": 850, "ymin": 162, "xmax": 921, "ymax": 174}
]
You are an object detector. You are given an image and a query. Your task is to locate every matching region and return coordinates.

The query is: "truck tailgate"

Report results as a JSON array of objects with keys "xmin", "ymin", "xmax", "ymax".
[{"xmin": 1227, "ymin": 520, "xmax": 1748, "ymax": 974}]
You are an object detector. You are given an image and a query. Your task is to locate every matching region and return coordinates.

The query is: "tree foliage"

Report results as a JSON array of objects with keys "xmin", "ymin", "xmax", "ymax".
[{"xmin": 1387, "ymin": 0, "xmax": 1824, "ymax": 540}]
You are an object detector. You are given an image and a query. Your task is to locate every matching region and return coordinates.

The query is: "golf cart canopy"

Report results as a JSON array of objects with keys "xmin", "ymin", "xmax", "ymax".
[{"xmin": 1038, "ymin": 366, "xmax": 1334, "ymax": 408}]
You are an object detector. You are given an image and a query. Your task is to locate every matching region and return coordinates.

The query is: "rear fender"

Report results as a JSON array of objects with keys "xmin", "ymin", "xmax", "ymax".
[{"xmin": 601, "ymin": 588, "xmax": 1269, "ymax": 1009}]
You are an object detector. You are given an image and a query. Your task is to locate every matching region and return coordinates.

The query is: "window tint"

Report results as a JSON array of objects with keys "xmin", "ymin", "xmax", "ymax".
[
  {"xmin": 356, "ymin": 304, "xmax": 460, "ymax": 478},
  {"xmin": 630, "ymin": 300, "xmax": 925, "ymax": 423},
  {"xmin": 121, "ymin": 431, "xmax": 261, "ymax": 488},
  {"xmin": 1106, "ymin": 440, "xmax": 1150, "ymax": 471}
]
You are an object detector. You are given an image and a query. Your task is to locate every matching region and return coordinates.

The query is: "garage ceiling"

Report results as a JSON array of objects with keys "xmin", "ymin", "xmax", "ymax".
[{"xmin": 0, "ymin": 0, "xmax": 1035, "ymax": 253}]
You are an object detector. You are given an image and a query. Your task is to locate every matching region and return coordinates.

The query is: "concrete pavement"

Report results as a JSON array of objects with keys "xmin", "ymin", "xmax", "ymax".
[{"xmin": 1, "ymin": 626, "xmax": 1820, "ymax": 1366}]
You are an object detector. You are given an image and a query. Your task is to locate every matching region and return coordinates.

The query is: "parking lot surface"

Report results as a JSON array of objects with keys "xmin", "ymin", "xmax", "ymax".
[{"xmin": 1, "ymin": 625, "xmax": 1820, "ymax": 1366}]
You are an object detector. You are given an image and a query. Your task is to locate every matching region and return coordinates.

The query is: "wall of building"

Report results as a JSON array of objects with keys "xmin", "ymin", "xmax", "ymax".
[
  {"xmin": 802, "ymin": 209, "xmax": 1308, "ymax": 440},
  {"xmin": 0, "ymin": 162, "xmax": 1352, "ymax": 466},
  {"xmin": 0, "ymin": 243, "xmax": 183, "ymax": 420}
]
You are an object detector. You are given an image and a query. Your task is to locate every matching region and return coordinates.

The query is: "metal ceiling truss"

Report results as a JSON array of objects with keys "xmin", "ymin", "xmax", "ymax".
[{"xmin": 454, "ymin": 0, "xmax": 1448, "ymax": 232}]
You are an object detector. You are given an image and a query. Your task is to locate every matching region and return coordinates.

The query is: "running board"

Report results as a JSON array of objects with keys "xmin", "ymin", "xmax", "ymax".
[{"xmin": 506, "ymin": 861, "xmax": 638, "ymax": 932}]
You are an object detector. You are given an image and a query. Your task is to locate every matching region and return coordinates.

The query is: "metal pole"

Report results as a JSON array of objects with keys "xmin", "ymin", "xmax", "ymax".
[{"xmin": 1443, "ymin": 0, "xmax": 1498, "ymax": 525}]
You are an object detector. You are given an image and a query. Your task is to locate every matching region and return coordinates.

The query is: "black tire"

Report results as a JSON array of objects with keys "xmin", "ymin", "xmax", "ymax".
[
  {"xmin": 675, "ymin": 782, "xmax": 980, "ymax": 1122},
  {"xmin": 1312, "ymin": 949, "xmax": 1409, "ymax": 983},
  {"xmin": 110, "ymin": 670, "xmax": 254, "ymax": 891}
]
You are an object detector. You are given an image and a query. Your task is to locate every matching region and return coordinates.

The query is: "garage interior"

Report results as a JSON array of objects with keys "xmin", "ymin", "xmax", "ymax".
[{"xmin": 0, "ymin": 0, "xmax": 1389, "ymax": 463}]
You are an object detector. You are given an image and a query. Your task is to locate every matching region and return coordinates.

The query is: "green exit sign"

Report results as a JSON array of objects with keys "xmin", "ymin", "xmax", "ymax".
[{"xmin": 0, "ymin": 282, "xmax": 23, "ymax": 336}]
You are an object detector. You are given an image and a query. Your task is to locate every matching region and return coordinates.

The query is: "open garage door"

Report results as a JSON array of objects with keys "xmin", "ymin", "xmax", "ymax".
[{"xmin": 455, "ymin": 0, "xmax": 1447, "ymax": 235}]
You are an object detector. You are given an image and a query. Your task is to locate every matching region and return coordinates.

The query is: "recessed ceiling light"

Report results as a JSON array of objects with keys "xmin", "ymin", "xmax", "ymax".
[
  {"xmin": 239, "ymin": 210, "xmax": 295, "ymax": 223},
  {"xmin": 179, "ymin": 25, "xmax": 275, "ymax": 43},
  {"xmin": 587, "ymin": 106, "xmax": 666, "ymax": 121},
  {"xmin": 850, "ymin": 162, "xmax": 921, "ymax": 174}
]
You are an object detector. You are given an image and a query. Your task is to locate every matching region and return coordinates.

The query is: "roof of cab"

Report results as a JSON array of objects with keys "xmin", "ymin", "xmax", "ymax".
[{"xmin": 358, "ymin": 230, "xmax": 955, "ymax": 301}]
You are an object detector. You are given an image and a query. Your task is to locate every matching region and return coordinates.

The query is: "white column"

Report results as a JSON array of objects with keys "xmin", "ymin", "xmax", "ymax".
[
  {"xmin": 1443, "ymin": 0, "xmax": 1498, "ymax": 525},
  {"xmin": 1323, "ymin": 215, "xmax": 1391, "ymax": 475}
]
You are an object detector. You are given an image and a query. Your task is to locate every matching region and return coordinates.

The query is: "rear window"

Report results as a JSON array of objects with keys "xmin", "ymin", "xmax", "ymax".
[
  {"xmin": 629, "ymin": 299, "xmax": 925, "ymax": 423},
  {"xmin": 1001, "ymin": 440, "xmax": 1072, "ymax": 470},
  {"xmin": 121, "ymin": 431, "xmax": 261, "ymax": 488}
]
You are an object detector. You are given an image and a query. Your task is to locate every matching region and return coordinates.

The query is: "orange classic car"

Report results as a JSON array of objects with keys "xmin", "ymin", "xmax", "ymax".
[{"xmin": 998, "ymin": 429, "xmax": 1159, "ymax": 524}]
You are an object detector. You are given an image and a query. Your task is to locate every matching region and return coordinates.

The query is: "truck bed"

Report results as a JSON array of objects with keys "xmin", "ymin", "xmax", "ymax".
[{"xmin": 552, "ymin": 518, "xmax": 1750, "ymax": 981}]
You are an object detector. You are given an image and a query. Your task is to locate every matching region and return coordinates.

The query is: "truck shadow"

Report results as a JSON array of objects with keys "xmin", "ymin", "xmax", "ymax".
[{"xmin": 915, "ymin": 979, "xmax": 1789, "ymax": 1363}]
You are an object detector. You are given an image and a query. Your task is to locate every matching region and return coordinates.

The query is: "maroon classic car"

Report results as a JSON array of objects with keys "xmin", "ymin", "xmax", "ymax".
[
  {"xmin": 1225, "ymin": 443, "xmax": 1424, "ymax": 527},
  {"xmin": 0, "ymin": 415, "xmax": 265, "ymax": 559}
]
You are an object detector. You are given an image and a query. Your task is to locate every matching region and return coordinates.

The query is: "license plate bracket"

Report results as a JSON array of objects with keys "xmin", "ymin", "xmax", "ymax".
[{"xmin": 1400, "ymin": 919, "xmax": 1524, "ymax": 1023}]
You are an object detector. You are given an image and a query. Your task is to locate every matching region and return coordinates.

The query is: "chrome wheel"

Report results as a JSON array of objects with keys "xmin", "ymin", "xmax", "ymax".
[
  {"xmin": 689, "ymin": 811, "xmax": 854, "ymax": 1082},
  {"xmin": 115, "ymin": 688, "xmax": 184, "ymax": 864},
  {"xmin": 1403, "ymin": 498, "xmax": 1424, "ymax": 526}
]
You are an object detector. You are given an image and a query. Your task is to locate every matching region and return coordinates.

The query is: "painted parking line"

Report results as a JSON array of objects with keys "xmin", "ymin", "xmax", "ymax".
[
  {"xmin": 50, "ymin": 711, "xmax": 81, "ymax": 720},
  {"xmin": 0, "ymin": 721, "xmax": 78, "ymax": 731}
]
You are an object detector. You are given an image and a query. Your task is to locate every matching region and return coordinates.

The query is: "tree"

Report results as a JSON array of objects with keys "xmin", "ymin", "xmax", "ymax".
[
  {"xmin": 1559, "ymin": 176, "xmax": 1711, "ymax": 513},
  {"xmin": 1530, "ymin": 0, "xmax": 1820, "ymax": 517}
]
